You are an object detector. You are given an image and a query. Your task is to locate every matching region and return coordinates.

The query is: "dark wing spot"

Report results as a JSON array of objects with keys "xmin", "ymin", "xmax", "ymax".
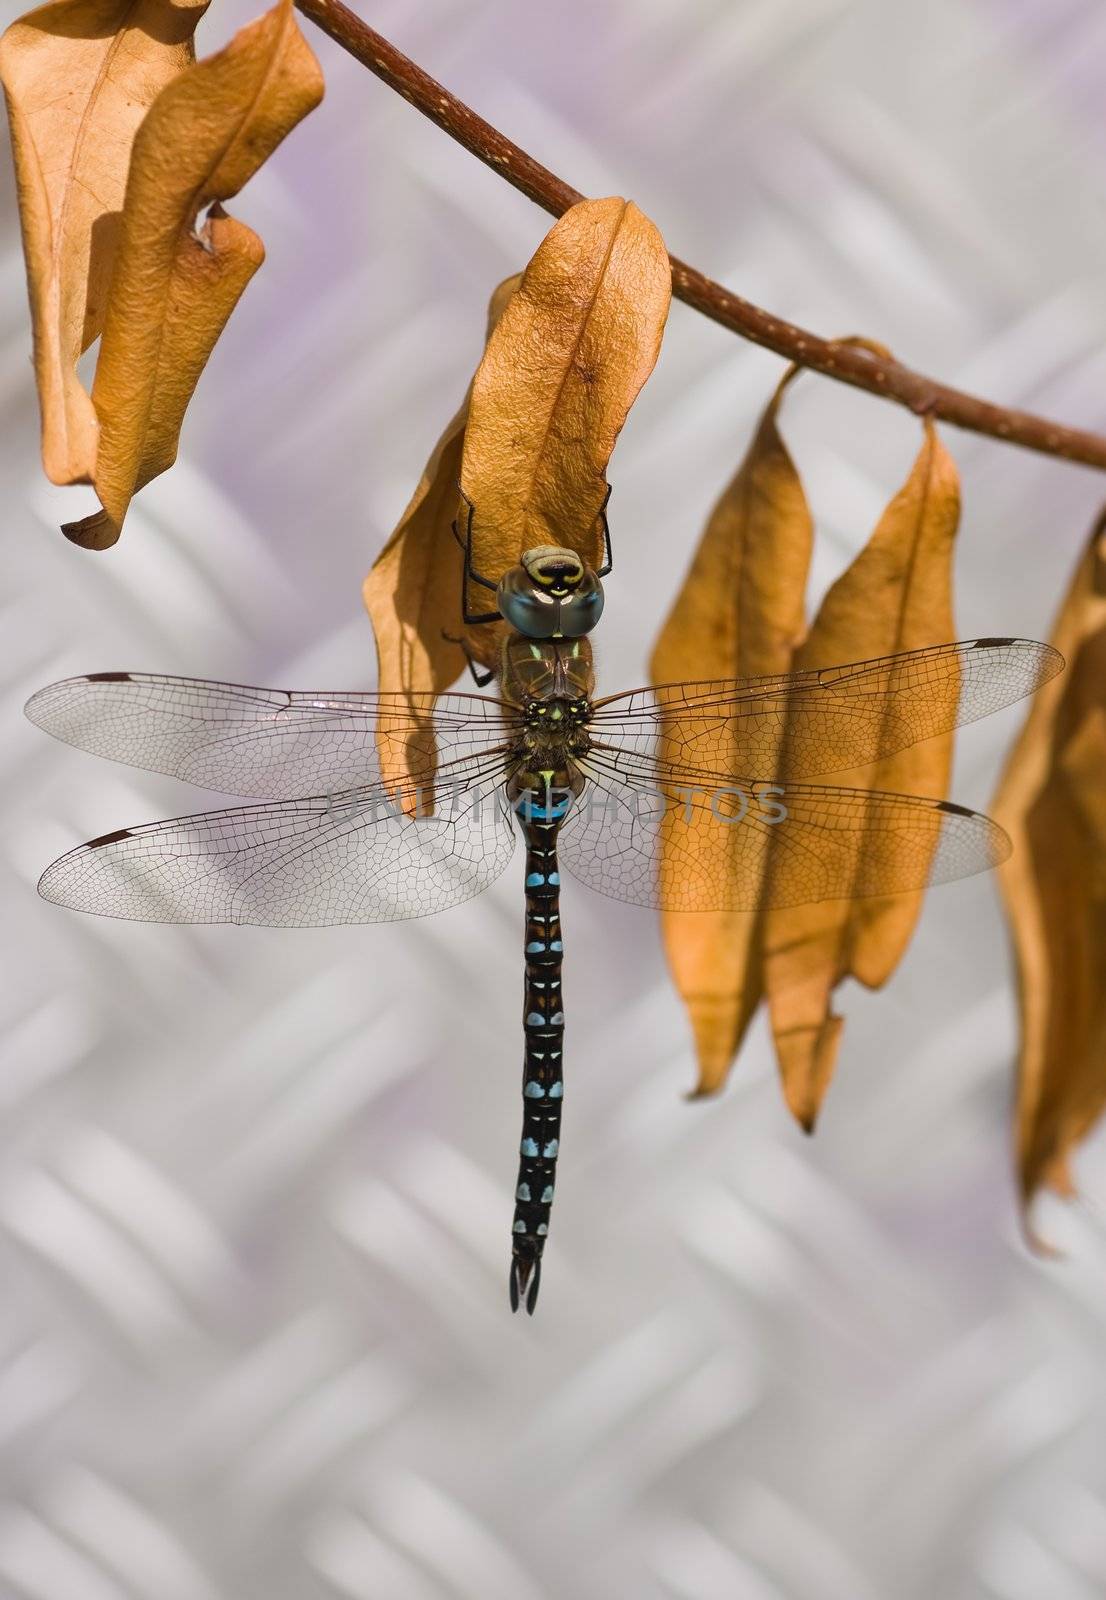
[
  {"xmin": 85, "ymin": 671, "xmax": 133, "ymax": 683},
  {"xmin": 972, "ymin": 637, "xmax": 1016, "ymax": 648},
  {"xmin": 89, "ymin": 828, "xmax": 133, "ymax": 848},
  {"xmin": 937, "ymin": 800, "xmax": 974, "ymax": 817}
]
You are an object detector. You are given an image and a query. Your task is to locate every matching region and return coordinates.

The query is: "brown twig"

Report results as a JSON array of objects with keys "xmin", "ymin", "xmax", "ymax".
[{"xmin": 295, "ymin": 0, "xmax": 1106, "ymax": 472}]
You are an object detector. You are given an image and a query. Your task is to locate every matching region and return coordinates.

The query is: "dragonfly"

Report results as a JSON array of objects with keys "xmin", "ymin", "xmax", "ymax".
[{"xmin": 26, "ymin": 528, "xmax": 1062, "ymax": 1313}]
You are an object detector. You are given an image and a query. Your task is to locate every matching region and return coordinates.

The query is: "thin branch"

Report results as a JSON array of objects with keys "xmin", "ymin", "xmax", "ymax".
[{"xmin": 295, "ymin": 0, "xmax": 1106, "ymax": 473}]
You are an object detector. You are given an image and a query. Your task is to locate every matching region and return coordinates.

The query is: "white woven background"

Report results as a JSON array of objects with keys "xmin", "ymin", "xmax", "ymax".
[{"xmin": 3, "ymin": 2, "xmax": 1106, "ymax": 1596}]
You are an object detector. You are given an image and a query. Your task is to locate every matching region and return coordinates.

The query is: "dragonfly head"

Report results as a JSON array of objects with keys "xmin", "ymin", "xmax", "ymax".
[{"xmin": 497, "ymin": 546, "xmax": 604, "ymax": 640}]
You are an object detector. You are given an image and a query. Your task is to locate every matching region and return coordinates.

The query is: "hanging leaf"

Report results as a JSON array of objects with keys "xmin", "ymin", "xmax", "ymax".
[
  {"xmin": 0, "ymin": 0, "xmax": 210, "ymax": 486},
  {"xmin": 62, "ymin": 0, "xmax": 324, "ymax": 550},
  {"xmin": 761, "ymin": 415, "xmax": 961, "ymax": 1130},
  {"xmin": 649, "ymin": 367, "xmax": 812, "ymax": 1096},
  {"xmin": 459, "ymin": 195, "xmax": 671, "ymax": 664},
  {"xmin": 992, "ymin": 512, "xmax": 1106, "ymax": 1227},
  {"xmin": 363, "ymin": 274, "xmax": 521, "ymax": 805}
]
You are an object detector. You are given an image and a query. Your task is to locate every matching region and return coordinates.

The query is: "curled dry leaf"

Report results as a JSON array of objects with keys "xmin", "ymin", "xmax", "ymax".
[
  {"xmin": 761, "ymin": 417, "xmax": 961, "ymax": 1130},
  {"xmin": 62, "ymin": 0, "xmax": 324, "ymax": 549},
  {"xmin": 364, "ymin": 197, "xmax": 669, "ymax": 802},
  {"xmin": 362, "ymin": 274, "xmax": 521, "ymax": 805},
  {"xmin": 992, "ymin": 511, "xmax": 1106, "ymax": 1226},
  {"xmin": 649, "ymin": 367, "xmax": 812, "ymax": 1096},
  {"xmin": 0, "ymin": 0, "xmax": 210, "ymax": 486},
  {"xmin": 460, "ymin": 195, "xmax": 671, "ymax": 664}
]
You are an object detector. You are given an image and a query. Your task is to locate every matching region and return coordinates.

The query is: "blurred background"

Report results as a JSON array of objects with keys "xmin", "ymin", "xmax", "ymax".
[{"xmin": 3, "ymin": 1, "xmax": 1106, "ymax": 1596}]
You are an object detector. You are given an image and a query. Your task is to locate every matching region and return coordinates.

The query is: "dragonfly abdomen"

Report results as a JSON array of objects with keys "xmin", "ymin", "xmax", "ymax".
[{"xmin": 509, "ymin": 813, "xmax": 567, "ymax": 1315}]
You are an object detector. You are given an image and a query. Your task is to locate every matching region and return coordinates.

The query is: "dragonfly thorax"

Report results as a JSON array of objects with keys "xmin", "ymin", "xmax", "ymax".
[
  {"xmin": 497, "ymin": 546, "xmax": 604, "ymax": 640},
  {"xmin": 523, "ymin": 695, "xmax": 589, "ymax": 725},
  {"xmin": 519, "ymin": 696, "xmax": 591, "ymax": 761}
]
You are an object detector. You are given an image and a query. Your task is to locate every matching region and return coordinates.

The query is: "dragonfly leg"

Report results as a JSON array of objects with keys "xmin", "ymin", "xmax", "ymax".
[
  {"xmin": 440, "ymin": 628, "xmax": 496, "ymax": 688},
  {"xmin": 595, "ymin": 480, "xmax": 614, "ymax": 578},
  {"xmin": 452, "ymin": 488, "xmax": 503, "ymax": 626}
]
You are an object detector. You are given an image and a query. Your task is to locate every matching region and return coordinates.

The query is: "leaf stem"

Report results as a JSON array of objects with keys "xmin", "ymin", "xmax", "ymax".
[{"xmin": 294, "ymin": 0, "xmax": 1106, "ymax": 473}]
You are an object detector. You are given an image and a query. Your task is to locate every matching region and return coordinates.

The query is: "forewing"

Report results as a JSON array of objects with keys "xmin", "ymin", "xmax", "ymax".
[
  {"xmin": 589, "ymin": 639, "xmax": 1063, "ymax": 784},
  {"xmin": 560, "ymin": 758, "xmax": 1009, "ymax": 912},
  {"xmin": 25, "ymin": 673, "xmax": 513, "ymax": 799},
  {"xmin": 38, "ymin": 763, "xmax": 516, "ymax": 926}
]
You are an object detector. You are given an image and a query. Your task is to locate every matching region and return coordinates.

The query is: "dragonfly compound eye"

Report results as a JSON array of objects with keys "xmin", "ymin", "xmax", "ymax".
[
  {"xmin": 556, "ymin": 584, "xmax": 604, "ymax": 638},
  {"xmin": 498, "ymin": 547, "xmax": 605, "ymax": 640}
]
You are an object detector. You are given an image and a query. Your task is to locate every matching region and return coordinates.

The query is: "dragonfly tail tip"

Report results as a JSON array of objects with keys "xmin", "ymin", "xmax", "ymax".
[{"xmin": 509, "ymin": 1253, "xmax": 542, "ymax": 1315}]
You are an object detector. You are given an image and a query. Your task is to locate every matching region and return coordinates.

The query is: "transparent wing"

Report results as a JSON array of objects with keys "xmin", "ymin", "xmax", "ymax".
[
  {"xmin": 588, "ymin": 639, "xmax": 1062, "ymax": 784},
  {"xmin": 560, "ymin": 756, "xmax": 1009, "ymax": 912},
  {"xmin": 38, "ymin": 761, "xmax": 517, "ymax": 926},
  {"xmin": 25, "ymin": 673, "xmax": 514, "ymax": 799}
]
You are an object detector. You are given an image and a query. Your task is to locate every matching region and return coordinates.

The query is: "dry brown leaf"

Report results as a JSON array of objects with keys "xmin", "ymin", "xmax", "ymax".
[
  {"xmin": 762, "ymin": 417, "xmax": 962, "ymax": 1130},
  {"xmin": 62, "ymin": 0, "xmax": 324, "ymax": 549},
  {"xmin": 649, "ymin": 367, "xmax": 812, "ymax": 1095},
  {"xmin": 363, "ymin": 274, "xmax": 521, "ymax": 805},
  {"xmin": 0, "ymin": 0, "xmax": 210, "ymax": 486},
  {"xmin": 460, "ymin": 196, "xmax": 671, "ymax": 664},
  {"xmin": 992, "ymin": 511, "xmax": 1106, "ymax": 1225}
]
